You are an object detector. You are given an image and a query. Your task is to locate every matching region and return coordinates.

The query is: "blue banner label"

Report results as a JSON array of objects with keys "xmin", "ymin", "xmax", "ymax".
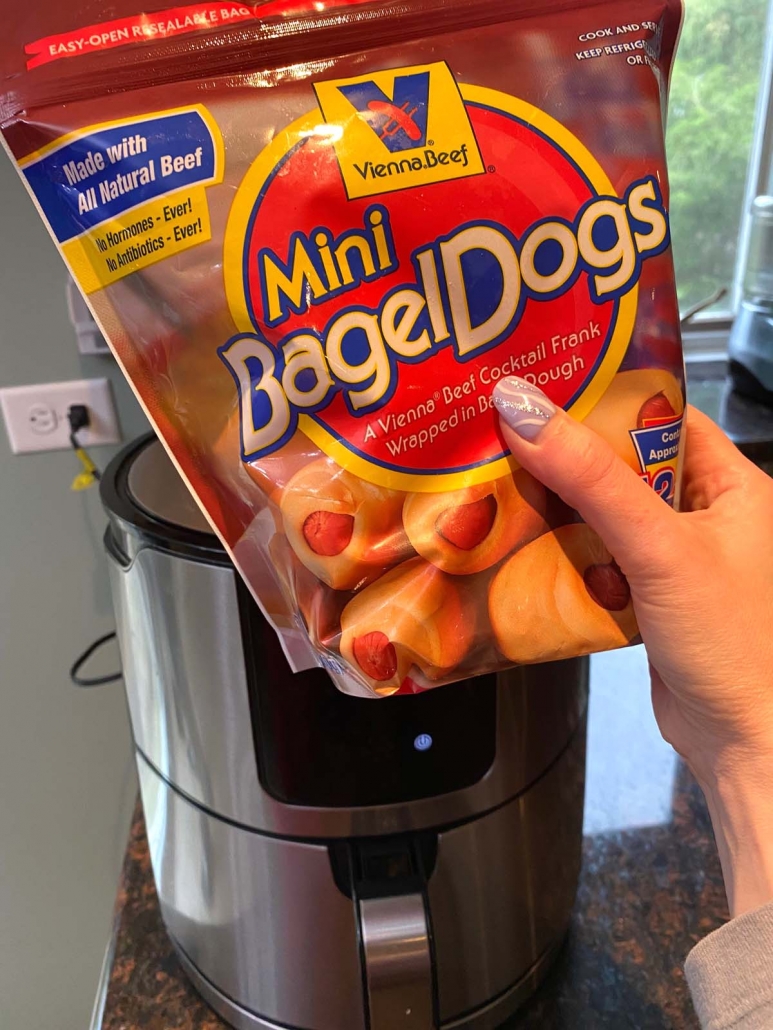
[
  {"xmin": 630, "ymin": 416, "xmax": 683, "ymax": 507},
  {"xmin": 20, "ymin": 106, "xmax": 222, "ymax": 244},
  {"xmin": 630, "ymin": 419, "xmax": 682, "ymax": 469}
]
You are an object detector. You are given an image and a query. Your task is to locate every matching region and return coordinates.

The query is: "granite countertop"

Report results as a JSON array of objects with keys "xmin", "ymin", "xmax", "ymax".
[{"xmin": 95, "ymin": 367, "xmax": 771, "ymax": 1030}]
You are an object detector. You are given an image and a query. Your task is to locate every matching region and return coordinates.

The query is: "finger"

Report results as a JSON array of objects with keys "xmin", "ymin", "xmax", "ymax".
[
  {"xmin": 680, "ymin": 405, "xmax": 755, "ymax": 512},
  {"xmin": 493, "ymin": 376, "xmax": 679, "ymax": 576}
]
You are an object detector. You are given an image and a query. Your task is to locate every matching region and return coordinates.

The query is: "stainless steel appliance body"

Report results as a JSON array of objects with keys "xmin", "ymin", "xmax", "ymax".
[{"xmin": 102, "ymin": 435, "xmax": 588, "ymax": 1030}]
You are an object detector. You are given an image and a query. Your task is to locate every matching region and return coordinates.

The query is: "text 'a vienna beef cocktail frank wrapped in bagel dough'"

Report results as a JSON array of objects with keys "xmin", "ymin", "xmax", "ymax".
[{"xmin": 0, "ymin": 0, "xmax": 685, "ymax": 695}]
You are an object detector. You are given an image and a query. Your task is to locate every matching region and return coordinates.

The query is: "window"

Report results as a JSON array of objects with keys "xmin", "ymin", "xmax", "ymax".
[{"xmin": 667, "ymin": 0, "xmax": 773, "ymax": 339}]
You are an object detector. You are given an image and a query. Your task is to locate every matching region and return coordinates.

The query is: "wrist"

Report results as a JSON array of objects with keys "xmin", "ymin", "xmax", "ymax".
[{"xmin": 699, "ymin": 757, "xmax": 773, "ymax": 919}]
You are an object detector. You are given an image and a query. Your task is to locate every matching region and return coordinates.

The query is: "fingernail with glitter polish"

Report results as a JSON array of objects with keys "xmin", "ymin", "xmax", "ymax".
[{"xmin": 492, "ymin": 377, "xmax": 557, "ymax": 441}]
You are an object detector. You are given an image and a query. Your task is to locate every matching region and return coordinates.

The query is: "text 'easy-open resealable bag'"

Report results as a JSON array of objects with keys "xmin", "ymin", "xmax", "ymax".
[{"xmin": 0, "ymin": 0, "xmax": 685, "ymax": 696}]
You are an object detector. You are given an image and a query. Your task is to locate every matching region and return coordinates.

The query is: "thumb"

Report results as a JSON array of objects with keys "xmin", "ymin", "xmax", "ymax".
[{"xmin": 493, "ymin": 376, "xmax": 679, "ymax": 577}]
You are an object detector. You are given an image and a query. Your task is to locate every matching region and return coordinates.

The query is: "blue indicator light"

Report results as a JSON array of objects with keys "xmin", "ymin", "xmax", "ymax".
[{"xmin": 414, "ymin": 733, "xmax": 433, "ymax": 752}]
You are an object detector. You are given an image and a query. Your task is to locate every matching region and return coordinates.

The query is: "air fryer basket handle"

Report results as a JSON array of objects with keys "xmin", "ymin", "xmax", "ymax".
[{"xmin": 359, "ymin": 893, "xmax": 435, "ymax": 1029}]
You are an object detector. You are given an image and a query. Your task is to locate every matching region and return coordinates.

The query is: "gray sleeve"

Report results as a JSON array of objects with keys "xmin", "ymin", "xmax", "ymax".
[{"xmin": 685, "ymin": 900, "xmax": 773, "ymax": 1029}]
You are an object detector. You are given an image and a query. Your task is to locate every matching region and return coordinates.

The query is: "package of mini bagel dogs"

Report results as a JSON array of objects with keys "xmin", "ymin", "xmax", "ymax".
[{"xmin": 1, "ymin": 0, "xmax": 685, "ymax": 695}]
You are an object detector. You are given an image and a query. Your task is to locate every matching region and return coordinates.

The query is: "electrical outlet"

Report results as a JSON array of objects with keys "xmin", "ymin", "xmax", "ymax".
[
  {"xmin": 28, "ymin": 403, "xmax": 58, "ymax": 435},
  {"xmin": 0, "ymin": 379, "xmax": 121, "ymax": 454}
]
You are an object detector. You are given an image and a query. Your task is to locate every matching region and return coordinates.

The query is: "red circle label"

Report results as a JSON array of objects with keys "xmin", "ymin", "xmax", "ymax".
[{"xmin": 224, "ymin": 84, "xmax": 637, "ymax": 491}]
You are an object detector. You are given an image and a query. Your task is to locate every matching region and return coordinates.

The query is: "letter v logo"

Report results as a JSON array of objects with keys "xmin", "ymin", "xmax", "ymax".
[
  {"xmin": 314, "ymin": 62, "xmax": 484, "ymax": 199},
  {"xmin": 337, "ymin": 72, "xmax": 430, "ymax": 153}
]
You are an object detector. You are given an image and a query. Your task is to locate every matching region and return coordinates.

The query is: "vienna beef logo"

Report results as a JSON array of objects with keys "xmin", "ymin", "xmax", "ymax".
[
  {"xmin": 338, "ymin": 71, "xmax": 431, "ymax": 151},
  {"xmin": 313, "ymin": 62, "xmax": 485, "ymax": 199}
]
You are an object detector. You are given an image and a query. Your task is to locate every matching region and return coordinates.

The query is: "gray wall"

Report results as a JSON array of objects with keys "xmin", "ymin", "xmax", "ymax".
[{"xmin": 0, "ymin": 150, "xmax": 149, "ymax": 1028}]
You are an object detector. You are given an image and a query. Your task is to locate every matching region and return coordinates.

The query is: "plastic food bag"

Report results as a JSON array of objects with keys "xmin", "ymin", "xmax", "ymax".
[{"xmin": 0, "ymin": 0, "xmax": 685, "ymax": 696}]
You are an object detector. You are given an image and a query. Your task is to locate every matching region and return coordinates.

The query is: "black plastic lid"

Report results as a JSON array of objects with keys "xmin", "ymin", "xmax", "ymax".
[{"xmin": 101, "ymin": 434, "xmax": 229, "ymax": 565}]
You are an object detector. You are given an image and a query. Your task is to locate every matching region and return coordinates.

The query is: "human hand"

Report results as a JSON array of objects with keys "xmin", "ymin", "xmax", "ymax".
[{"xmin": 493, "ymin": 376, "xmax": 773, "ymax": 917}]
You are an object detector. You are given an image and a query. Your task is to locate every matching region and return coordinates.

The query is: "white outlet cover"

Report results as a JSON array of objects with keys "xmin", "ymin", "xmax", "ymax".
[
  {"xmin": 0, "ymin": 378, "xmax": 121, "ymax": 454},
  {"xmin": 66, "ymin": 277, "xmax": 111, "ymax": 356}
]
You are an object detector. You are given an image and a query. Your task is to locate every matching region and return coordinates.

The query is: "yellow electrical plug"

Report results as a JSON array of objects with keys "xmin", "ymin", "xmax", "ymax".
[{"xmin": 71, "ymin": 447, "xmax": 100, "ymax": 491}]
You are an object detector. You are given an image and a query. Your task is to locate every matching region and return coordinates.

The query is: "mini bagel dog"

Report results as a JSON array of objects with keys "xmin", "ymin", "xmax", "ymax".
[
  {"xmin": 340, "ymin": 557, "xmax": 472, "ymax": 695},
  {"xmin": 489, "ymin": 524, "xmax": 638, "ymax": 664},
  {"xmin": 281, "ymin": 458, "xmax": 410, "ymax": 591},
  {"xmin": 403, "ymin": 472, "xmax": 548, "ymax": 575},
  {"xmin": 583, "ymin": 369, "xmax": 684, "ymax": 470}
]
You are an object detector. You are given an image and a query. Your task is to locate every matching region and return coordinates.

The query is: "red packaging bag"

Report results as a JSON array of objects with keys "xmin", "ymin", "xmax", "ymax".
[{"xmin": 0, "ymin": 0, "xmax": 685, "ymax": 696}]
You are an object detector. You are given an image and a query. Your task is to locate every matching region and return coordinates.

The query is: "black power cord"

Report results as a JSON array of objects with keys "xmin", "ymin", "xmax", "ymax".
[
  {"xmin": 70, "ymin": 632, "xmax": 123, "ymax": 687},
  {"xmin": 66, "ymin": 404, "xmax": 118, "ymax": 685},
  {"xmin": 66, "ymin": 404, "xmax": 117, "ymax": 684},
  {"xmin": 67, "ymin": 403, "xmax": 102, "ymax": 484}
]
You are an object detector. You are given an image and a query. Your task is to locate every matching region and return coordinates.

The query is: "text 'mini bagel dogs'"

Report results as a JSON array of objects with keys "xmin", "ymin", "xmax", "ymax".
[{"xmin": 489, "ymin": 524, "xmax": 639, "ymax": 664}]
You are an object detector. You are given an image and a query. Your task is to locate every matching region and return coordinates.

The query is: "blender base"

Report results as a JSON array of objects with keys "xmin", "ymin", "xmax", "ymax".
[{"xmin": 729, "ymin": 360, "xmax": 773, "ymax": 409}]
